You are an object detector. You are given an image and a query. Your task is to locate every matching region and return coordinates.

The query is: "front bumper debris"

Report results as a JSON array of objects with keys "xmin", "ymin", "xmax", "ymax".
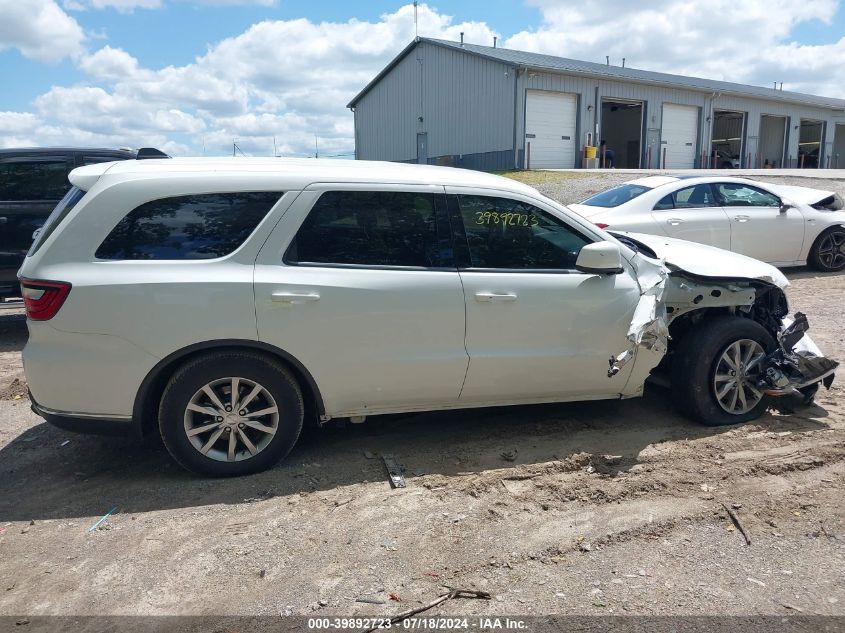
[{"xmin": 756, "ymin": 312, "xmax": 838, "ymax": 396}]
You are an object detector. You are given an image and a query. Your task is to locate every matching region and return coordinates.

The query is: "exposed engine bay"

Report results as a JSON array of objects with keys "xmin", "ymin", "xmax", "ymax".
[{"xmin": 606, "ymin": 231, "xmax": 838, "ymax": 402}]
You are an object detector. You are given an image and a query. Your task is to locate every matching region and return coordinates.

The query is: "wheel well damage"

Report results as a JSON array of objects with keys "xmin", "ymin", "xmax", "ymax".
[{"xmin": 608, "ymin": 268, "xmax": 836, "ymax": 400}]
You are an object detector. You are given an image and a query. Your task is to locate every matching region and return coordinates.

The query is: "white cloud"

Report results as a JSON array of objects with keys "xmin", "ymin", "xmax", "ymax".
[
  {"xmin": 6, "ymin": 1, "xmax": 845, "ymax": 158},
  {"xmin": 11, "ymin": 4, "xmax": 496, "ymax": 156},
  {"xmin": 64, "ymin": 0, "xmax": 275, "ymax": 11},
  {"xmin": 505, "ymin": 0, "xmax": 843, "ymax": 91},
  {"xmin": 0, "ymin": 0, "xmax": 85, "ymax": 62}
]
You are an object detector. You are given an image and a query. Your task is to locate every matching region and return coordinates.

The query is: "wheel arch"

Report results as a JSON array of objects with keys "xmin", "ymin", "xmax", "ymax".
[
  {"xmin": 133, "ymin": 339, "xmax": 325, "ymax": 438},
  {"xmin": 807, "ymin": 223, "xmax": 845, "ymax": 267}
]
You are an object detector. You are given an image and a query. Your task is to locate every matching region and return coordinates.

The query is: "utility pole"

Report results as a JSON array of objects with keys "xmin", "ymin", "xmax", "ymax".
[
  {"xmin": 315, "ymin": 135, "xmax": 319, "ymax": 159},
  {"xmin": 413, "ymin": 1, "xmax": 418, "ymax": 37}
]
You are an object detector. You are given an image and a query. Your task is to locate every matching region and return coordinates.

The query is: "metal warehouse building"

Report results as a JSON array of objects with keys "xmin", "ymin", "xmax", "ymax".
[{"xmin": 348, "ymin": 37, "xmax": 845, "ymax": 171}]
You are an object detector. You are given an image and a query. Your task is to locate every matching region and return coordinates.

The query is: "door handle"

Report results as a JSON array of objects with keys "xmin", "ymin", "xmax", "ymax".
[
  {"xmin": 475, "ymin": 292, "xmax": 517, "ymax": 303},
  {"xmin": 666, "ymin": 218, "xmax": 683, "ymax": 226},
  {"xmin": 271, "ymin": 292, "xmax": 320, "ymax": 304},
  {"xmin": 733, "ymin": 215, "xmax": 750, "ymax": 222}
]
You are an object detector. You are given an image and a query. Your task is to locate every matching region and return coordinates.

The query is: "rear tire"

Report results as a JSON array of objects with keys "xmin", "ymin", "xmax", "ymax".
[
  {"xmin": 673, "ymin": 316, "xmax": 775, "ymax": 426},
  {"xmin": 808, "ymin": 227, "xmax": 845, "ymax": 272},
  {"xmin": 159, "ymin": 351, "xmax": 304, "ymax": 477}
]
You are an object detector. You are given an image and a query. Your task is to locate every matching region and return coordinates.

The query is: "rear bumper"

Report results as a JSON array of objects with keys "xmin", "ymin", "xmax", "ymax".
[{"xmin": 30, "ymin": 392, "xmax": 140, "ymax": 438}]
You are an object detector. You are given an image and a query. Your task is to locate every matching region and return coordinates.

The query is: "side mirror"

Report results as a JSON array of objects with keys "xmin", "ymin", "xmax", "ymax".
[
  {"xmin": 780, "ymin": 198, "xmax": 794, "ymax": 214},
  {"xmin": 576, "ymin": 242, "xmax": 624, "ymax": 275}
]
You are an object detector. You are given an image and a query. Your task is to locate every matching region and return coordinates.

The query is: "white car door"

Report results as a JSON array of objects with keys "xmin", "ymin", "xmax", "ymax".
[
  {"xmin": 713, "ymin": 182, "xmax": 806, "ymax": 264},
  {"xmin": 649, "ymin": 183, "xmax": 732, "ymax": 250},
  {"xmin": 254, "ymin": 184, "xmax": 468, "ymax": 417},
  {"xmin": 447, "ymin": 188, "xmax": 643, "ymax": 403}
]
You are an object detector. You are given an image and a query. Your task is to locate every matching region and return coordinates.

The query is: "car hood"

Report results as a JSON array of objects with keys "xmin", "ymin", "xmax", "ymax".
[
  {"xmin": 616, "ymin": 231, "xmax": 789, "ymax": 288},
  {"xmin": 768, "ymin": 184, "xmax": 841, "ymax": 209}
]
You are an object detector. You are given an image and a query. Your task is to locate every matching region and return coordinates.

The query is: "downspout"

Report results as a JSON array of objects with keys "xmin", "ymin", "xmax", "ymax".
[{"xmin": 512, "ymin": 65, "xmax": 520, "ymax": 169}]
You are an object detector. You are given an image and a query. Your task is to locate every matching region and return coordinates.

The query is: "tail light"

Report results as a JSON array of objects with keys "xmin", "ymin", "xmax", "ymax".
[
  {"xmin": 19, "ymin": 279, "xmax": 71, "ymax": 321},
  {"xmin": 595, "ymin": 222, "xmax": 610, "ymax": 229}
]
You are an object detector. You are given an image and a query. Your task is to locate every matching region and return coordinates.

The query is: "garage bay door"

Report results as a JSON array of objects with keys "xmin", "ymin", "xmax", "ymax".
[
  {"xmin": 525, "ymin": 90, "xmax": 577, "ymax": 169},
  {"xmin": 661, "ymin": 104, "xmax": 698, "ymax": 168}
]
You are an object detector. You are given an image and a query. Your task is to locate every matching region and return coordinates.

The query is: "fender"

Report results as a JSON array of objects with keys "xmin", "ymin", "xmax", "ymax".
[{"xmin": 133, "ymin": 339, "xmax": 325, "ymax": 436}]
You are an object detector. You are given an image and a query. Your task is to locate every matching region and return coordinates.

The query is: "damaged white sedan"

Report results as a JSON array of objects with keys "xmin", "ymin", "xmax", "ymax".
[
  {"xmin": 20, "ymin": 158, "xmax": 838, "ymax": 476},
  {"xmin": 570, "ymin": 176, "xmax": 845, "ymax": 272}
]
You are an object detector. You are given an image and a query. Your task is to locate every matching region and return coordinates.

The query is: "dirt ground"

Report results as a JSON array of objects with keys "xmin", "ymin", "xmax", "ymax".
[{"xmin": 0, "ymin": 175, "xmax": 844, "ymax": 621}]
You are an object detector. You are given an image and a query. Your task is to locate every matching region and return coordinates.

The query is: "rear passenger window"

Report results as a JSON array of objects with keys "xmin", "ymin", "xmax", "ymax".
[
  {"xmin": 96, "ymin": 192, "xmax": 281, "ymax": 260},
  {"xmin": 285, "ymin": 191, "xmax": 445, "ymax": 267}
]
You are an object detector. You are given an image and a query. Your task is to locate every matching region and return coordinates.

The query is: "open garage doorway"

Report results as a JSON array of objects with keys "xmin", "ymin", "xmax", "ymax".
[
  {"xmin": 799, "ymin": 119, "xmax": 824, "ymax": 168},
  {"xmin": 759, "ymin": 115, "xmax": 787, "ymax": 168},
  {"xmin": 710, "ymin": 110, "xmax": 745, "ymax": 168},
  {"xmin": 600, "ymin": 99, "xmax": 643, "ymax": 168}
]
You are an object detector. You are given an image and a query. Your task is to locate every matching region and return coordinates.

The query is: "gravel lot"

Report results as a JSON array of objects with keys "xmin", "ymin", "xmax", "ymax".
[{"xmin": 0, "ymin": 172, "xmax": 843, "ymax": 622}]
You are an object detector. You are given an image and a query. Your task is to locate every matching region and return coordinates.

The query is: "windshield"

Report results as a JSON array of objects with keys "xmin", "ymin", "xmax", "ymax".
[
  {"xmin": 27, "ymin": 186, "xmax": 86, "ymax": 256},
  {"xmin": 581, "ymin": 184, "xmax": 652, "ymax": 208}
]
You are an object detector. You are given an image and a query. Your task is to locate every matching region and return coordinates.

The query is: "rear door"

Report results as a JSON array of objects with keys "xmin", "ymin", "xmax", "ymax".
[
  {"xmin": 254, "ymin": 184, "xmax": 469, "ymax": 417},
  {"xmin": 0, "ymin": 153, "xmax": 73, "ymax": 291},
  {"xmin": 713, "ymin": 181, "xmax": 805, "ymax": 264},
  {"xmin": 650, "ymin": 182, "xmax": 731, "ymax": 250}
]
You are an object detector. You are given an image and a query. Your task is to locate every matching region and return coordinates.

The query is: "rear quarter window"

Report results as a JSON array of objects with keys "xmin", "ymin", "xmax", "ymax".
[{"xmin": 95, "ymin": 192, "xmax": 282, "ymax": 260}]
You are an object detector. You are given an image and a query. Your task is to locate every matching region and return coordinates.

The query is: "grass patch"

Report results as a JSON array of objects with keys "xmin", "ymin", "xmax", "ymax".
[{"xmin": 494, "ymin": 170, "xmax": 593, "ymax": 186}]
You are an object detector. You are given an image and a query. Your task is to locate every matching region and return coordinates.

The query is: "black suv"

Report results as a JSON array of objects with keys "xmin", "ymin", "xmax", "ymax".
[{"xmin": 0, "ymin": 147, "xmax": 136, "ymax": 297}]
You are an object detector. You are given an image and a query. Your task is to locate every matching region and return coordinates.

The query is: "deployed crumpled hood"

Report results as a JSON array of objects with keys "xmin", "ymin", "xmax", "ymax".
[
  {"xmin": 767, "ymin": 184, "xmax": 837, "ymax": 207},
  {"xmin": 617, "ymin": 231, "xmax": 789, "ymax": 288}
]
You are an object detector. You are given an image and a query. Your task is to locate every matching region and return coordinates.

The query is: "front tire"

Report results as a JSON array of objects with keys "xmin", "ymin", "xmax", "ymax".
[
  {"xmin": 808, "ymin": 227, "xmax": 845, "ymax": 272},
  {"xmin": 673, "ymin": 316, "xmax": 775, "ymax": 426},
  {"xmin": 159, "ymin": 351, "xmax": 304, "ymax": 477}
]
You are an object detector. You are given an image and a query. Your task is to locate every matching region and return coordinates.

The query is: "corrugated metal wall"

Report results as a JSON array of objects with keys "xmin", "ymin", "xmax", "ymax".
[
  {"xmin": 354, "ymin": 50, "xmax": 421, "ymax": 162},
  {"xmin": 354, "ymin": 42, "xmax": 515, "ymax": 166},
  {"xmin": 516, "ymin": 69, "xmax": 845, "ymax": 169},
  {"xmin": 353, "ymin": 41, "xmax": 845, "ymax": 170}
]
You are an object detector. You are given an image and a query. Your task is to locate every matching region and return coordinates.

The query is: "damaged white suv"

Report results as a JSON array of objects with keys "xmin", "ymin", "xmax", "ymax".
[{"xmin": 20, "ymin": 158, "xmax": 837, "ymax": 476}]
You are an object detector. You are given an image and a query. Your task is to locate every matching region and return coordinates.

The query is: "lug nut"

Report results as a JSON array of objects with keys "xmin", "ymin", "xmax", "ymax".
[
  {"xmin": 239, "ymin": 410, "xmax": 246, "ymax": 416},
  {"xmin": 238, "ymin": 423, "xmax": 245, "ymax": 429},
  {"xmin": 216, "ymin": 416, "xmax": 224, "ymax": 422},
  {"xmin": 225, "ymin": 406, "xmax": 232, "ymax": 412}
]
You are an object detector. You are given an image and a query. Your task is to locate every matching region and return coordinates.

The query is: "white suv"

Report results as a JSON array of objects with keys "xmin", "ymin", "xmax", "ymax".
[{"xmin": 19, "ymin": 158, "xmax": 837, "ymax": 476}]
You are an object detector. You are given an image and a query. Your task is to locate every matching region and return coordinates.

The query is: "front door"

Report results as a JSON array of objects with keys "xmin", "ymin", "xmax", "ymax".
[
  {"xmin": 254, "ymin": 184, "xmax": 468, "ymax": 416},
  {"xmin": 448, "ymin": 188, "xmax": 642, "ymax": 403},
  {"xmin": 650, "ymin": 182, "xmax": 732, "ymax": 250},
  {"xmin": 713, "ymin": 181, "xmax": 806, "ymax": 264}
]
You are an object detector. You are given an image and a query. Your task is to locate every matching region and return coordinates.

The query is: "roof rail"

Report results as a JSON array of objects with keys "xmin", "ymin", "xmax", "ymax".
[{"xmin": 136, "ymin": 147, "xmax": 171, "ymax": 160}]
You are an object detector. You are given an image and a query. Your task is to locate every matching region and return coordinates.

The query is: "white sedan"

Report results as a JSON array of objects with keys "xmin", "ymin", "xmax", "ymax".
[{"xmin": 569, "ymin": 176, "xmax": 845, "ymax": 271}]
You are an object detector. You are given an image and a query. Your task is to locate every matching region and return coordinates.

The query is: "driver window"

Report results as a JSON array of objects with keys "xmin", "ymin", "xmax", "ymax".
[
  {"xmin": 716, "ymin": 183, "xmax": 780, "ymax": 207},
  {"xmin": 457, "ymin": 195, "xmax": 590, "ymax": 270}
]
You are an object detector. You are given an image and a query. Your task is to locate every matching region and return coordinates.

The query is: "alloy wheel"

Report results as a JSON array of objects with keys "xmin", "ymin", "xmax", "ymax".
[
  {"xmin": 712, "ymin": 339, "xmax": 766, "ymax": 415},
  {"xmin": 183, "ymin": 377, "xmax": 279, "ymax": 462},
  {"xmin": 817, "ymin": 230, "xmax": 845, "ymax": 270}
]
